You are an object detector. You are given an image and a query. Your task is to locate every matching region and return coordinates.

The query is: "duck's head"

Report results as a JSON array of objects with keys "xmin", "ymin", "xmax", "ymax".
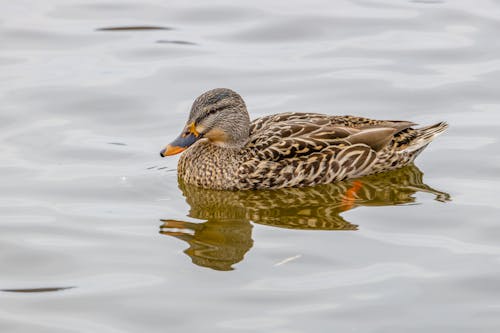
[{"xmin": 160, "ymin": 88, "xmax": 250, "ymax": 157}]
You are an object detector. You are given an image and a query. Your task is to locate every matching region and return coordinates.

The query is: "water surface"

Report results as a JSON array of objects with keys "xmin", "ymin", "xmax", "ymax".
[{"xmin": 1, "ymin": 0, "xmax": 500, "ymax": 332}]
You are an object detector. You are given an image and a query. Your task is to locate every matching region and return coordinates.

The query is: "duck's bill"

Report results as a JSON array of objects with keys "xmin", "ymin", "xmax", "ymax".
[{"xmin": 160, "ymin": 132, "xmax": 199, "ymax": 157}]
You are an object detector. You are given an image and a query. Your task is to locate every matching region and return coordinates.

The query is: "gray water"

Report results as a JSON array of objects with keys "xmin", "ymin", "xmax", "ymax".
[{"xmin": 1, "ymin": 0, "xmax": 500, "ymax": 332}]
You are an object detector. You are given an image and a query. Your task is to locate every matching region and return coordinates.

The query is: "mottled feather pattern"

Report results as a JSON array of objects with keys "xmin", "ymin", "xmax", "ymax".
[
  {"xmin": 237, "ymin": 113, "xmax": 419, "ymax": 190},
  {"xmin": 178, "ymin": 112, "xmax": 447, "ymax": 190}
]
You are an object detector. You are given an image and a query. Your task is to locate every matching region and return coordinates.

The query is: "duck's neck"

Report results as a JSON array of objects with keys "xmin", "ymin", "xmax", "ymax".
[{"xmin": 177, "ymin": 141, "xmax": 243, "ymax": 190}]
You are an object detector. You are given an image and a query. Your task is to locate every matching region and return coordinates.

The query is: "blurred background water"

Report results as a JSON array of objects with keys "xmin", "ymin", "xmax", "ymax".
[{"xmin": 1, "ymin": 0, "xmax": 500, "ymax": 332}]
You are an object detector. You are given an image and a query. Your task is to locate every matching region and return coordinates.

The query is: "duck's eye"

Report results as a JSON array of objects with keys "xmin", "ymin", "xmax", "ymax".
[
  {"xmin": 207, "ymin": 108, "xmax": 218, "ymax": 116},
  {"xmin": 196, "ymin": 108, "xmax": 218, "ymax": 124}
]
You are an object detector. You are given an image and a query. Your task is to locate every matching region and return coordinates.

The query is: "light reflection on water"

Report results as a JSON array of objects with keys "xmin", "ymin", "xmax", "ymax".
[{"xmin": 1, "ymin": 0, "xmax": 500, "ymax": 332}]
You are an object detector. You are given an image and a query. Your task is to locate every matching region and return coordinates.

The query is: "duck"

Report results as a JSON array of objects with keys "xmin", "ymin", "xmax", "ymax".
[{"xmin": 160, "ymin": 88, "xmax": 448, "ymax": 190}]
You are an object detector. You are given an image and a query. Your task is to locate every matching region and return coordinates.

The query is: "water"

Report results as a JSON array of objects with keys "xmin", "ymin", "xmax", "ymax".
[{"xmin": 1, "ymin": 0, "xmax": 500, "ymax": 331}]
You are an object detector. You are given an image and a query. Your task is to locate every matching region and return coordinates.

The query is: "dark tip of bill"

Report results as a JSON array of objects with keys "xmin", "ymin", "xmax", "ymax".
[{"xmin": 96, "ymin": 26, "xmax": 173, "ymax": 31}]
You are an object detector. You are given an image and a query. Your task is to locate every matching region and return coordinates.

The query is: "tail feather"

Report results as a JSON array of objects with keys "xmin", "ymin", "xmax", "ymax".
[{"xmin": 403, "ymin": 121, "xmax": 448, "ymax": 153}]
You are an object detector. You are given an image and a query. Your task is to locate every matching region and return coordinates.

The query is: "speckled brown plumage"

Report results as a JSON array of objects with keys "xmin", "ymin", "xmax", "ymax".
[{"xmin": 163, "ymin": 88, "xmax": 448, "ymax": 190}]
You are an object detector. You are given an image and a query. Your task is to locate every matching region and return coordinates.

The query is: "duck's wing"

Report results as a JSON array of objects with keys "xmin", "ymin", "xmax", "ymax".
[
  {"xmin": 247, "ymin": 113, "xmax": 414, "ymax": 160},
  {"xmin": 240, "ymin": 113, "xmax": 415, "ymax": 189}
]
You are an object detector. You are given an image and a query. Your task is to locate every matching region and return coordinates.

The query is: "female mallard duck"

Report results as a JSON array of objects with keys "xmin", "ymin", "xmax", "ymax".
[{"xmin": 160, "ymin": 88, "xmax": 447, "ymax": 190}]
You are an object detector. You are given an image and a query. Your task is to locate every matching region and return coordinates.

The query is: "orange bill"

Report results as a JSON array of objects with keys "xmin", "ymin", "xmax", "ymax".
[
  {"xmin": 160, "ymin": 124, "xmax": 201, "ymax": 157},
  {"xmin": 160, "ymin": 144, "xmax": 187, "ymax": 156}
]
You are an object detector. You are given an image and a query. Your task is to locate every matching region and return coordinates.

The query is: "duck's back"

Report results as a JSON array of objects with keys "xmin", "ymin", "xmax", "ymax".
[{"xmin": 236, "ymin": 112, "xmax": 447, "ymax": 190}]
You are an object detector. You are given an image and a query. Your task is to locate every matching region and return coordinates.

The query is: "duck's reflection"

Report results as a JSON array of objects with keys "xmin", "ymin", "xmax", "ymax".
[{"xmin": 160, "ymin": 164, "xmax": 450, "ymax": 271}]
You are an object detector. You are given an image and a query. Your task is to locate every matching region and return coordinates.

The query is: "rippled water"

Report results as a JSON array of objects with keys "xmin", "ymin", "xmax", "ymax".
[{"xmin": 2, "ymin": 0, "xmax": 500, "ymax": 332}]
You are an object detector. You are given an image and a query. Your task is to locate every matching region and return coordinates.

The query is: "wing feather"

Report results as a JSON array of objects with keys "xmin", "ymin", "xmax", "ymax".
[{"xmin": 239, "ymin": 112, "xmax": 413, "ymax": 189}]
